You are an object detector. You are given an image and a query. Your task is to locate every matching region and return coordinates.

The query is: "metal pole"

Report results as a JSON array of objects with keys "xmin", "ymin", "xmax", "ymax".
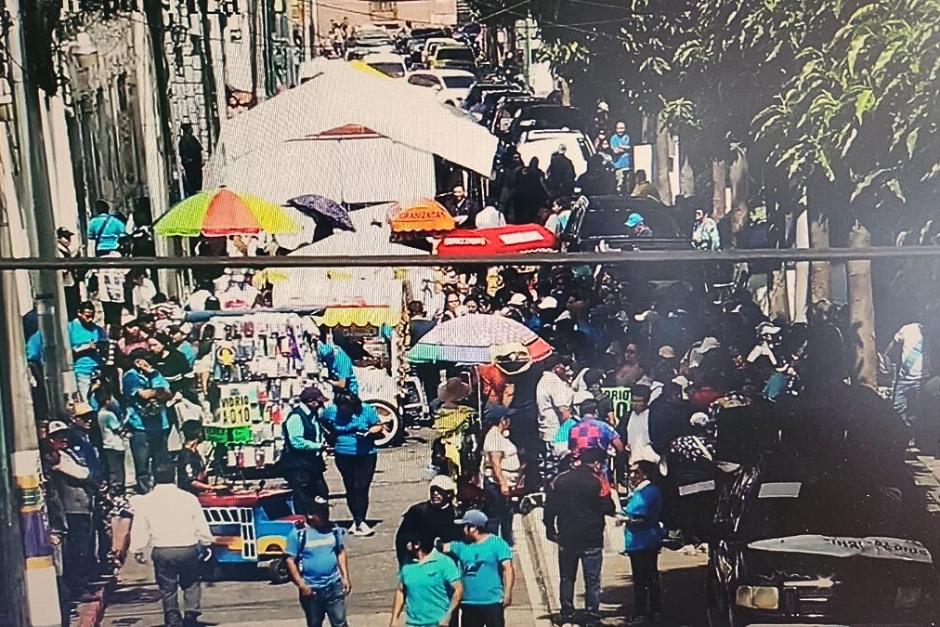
[
  {"xmin": 7, "ymin": 0, "xmax": 73, "ymax": 417},
  {"xmin": 0, "ymin": 114, "xmax": 61, "ymax": 627}
]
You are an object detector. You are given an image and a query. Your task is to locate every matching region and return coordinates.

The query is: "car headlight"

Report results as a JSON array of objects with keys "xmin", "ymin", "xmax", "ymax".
[
  {"xmin": 895, "ymin": 586, "xmax": 923, "ymax": 609},
  {"xmin": 735, "ymin": 585, "xmax": 780, "ymax": 610}
]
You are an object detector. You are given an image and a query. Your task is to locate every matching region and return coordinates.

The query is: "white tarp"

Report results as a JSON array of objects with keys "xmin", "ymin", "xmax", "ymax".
[
  {"xmin": 748, "ymin": 535, "xmax": 933, "ymax": 564},
  {"xmin": 205, "ymin": 59, "xmax": 497, "ymax": 203}
]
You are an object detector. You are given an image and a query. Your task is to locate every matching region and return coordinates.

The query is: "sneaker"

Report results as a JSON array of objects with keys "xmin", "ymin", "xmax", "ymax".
[
  {"xmin": 348, "ymin": 523, "xmax": 362, "ymax": 536},
  {"xmin": 356, "ymin": 521, "xmax": 375, "ymax": 537},
  {"xmin": 555, "ymin": 611, "xmax": 575, "ymax": 626}
]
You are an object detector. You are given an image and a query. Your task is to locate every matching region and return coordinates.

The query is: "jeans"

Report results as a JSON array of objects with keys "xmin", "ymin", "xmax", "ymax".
[
  {"xmin": 129, "ymin": 430, "xmax": 169, "ymax": 494},
  {"xmin": 483, "ymin": 479, "xmax": 514, "ymax": 546},
  {"xmin": 64, "ymin": 513, "xmax": 94, "ymax": 595},
  {"xmin": 334, "ymin": 454, "xmax": 377, "ymax": 525},
  {"xmin": 102, "ymin": 448, "xmax": 126, "ymax": 494},
  {"xmin": 152, "ymin": 545, "xmax": 201, "ymax": 627},
  {"xmin": 461, "ymin": 603, "xmax": 505, "ymax": 627},
  {"xmin": 558, "ymin": 545, "xmax": 602, "ymax": 616},
  {"xmin": 628, "ymin": 550, "xmax": 661, "ymax": 616},
  {"xmin": 285, "ymin": 468, "xmax": 330, "ymax": 515},
  {"xmin": 299, "ymin": 579, "xmax": 349, "ymax": 627},
  {"xmin": 894, "ymin": 377, "xmax": 921, "ymax": 428}
]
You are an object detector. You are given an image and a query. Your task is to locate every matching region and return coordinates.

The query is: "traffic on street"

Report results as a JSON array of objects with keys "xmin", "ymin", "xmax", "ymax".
[{"xmin": 1, "ymin": 1, "xmax": 940, "ymax": 627}]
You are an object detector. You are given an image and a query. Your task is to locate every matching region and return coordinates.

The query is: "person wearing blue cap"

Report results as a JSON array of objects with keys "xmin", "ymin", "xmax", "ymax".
[
  {"xmin": 625, "ymin": 213, "xmax": 652, "ymax": 238},
  {"xmin": 441, "ymin": 510, "xmax": 513, "ymax": 627}
]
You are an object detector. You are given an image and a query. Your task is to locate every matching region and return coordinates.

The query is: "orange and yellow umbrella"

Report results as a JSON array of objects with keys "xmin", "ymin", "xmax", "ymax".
[
  {"xmin": 389, "ymin": 199, "xmax": 456, "ymax": 235},
  {"xmin": 155, "ymin": 187, "xmax": 299, "ymax": 237}
]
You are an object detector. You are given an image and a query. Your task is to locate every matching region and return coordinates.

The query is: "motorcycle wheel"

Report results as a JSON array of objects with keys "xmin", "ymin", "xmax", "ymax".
[{"xmin": 369, "ymin": 399, "xmax": 403, "ymax": 448}]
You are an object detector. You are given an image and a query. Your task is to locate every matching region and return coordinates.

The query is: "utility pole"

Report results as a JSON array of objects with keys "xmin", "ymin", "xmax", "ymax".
[
  {"xmin": 1, "ymin": 4, "xmax": 63, "ymax": 621},
  {"xmin": 7, "ymin": 0, "xmax": 73, "ymax": 417}
]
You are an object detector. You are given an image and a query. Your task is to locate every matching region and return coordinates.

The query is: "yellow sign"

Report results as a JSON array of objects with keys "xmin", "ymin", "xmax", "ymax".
[
  {"xmin": 603, "ymin": 387, "xmax": 632, "ymax": 422},
  {"xmin": 219, "ymin": 395, "xmax": 252, "ymax": 425},
  {"xmin": 216, "ymin": 345, "xmax": 236, "ymax": 367}
]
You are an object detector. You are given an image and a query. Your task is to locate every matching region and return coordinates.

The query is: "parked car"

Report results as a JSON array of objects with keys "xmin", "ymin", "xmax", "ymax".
[
  {"xmin": 471, "ymin": 89, "xmax": 530, "ymax": 126},
  {"xmin": 561, "ymin": 195, "xmax": 682, "ymax": 253},
  {"xmin": 422, "ymin": 37, "xmax": 461, "ymax": 65},
  {"xmin": 428, "ymin": 45, "xmax": 477, "ymax": 73},
  {"xmin": 706, "ymin": 457, "xmax": 939, "ymax": 627},
  {"xmin": 490, "ymin": 95, "xmax": 543, "ymax": 136},
  {"xmin": 516, "ymin": 129, "xmax": 595, "ymax": 181},
  {"xmin": 362, "ymin": 52, "xmax": 407, "ymax": 78},
  {"xmin": 406, "ymin": 69, "xmax": 476, "ymax": 106},
  {"xmin": 404, "ymin": 26, "xmax": 450, "ymax": 61},
  {"xmin": 345, "ymin": 30, "xmax": 395, "ymax": 60},
  {"xmin": 505, "ymin": 104, "xmax": 590, "ymax": 144},
  {"xmin": 461, "ymin": 81, "xmax": 518, "ymax": 111}
]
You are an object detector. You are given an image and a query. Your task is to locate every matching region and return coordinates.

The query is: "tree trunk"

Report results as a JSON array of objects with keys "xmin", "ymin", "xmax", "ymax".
[
  {"xmin": 729, "ymin": 147, "xmax": 750, "ymax": 236},
  {"xmin": 711, "ymin": 158, "xmax": 728, "ymax": 218},
  {"xmin": 768, "ymin": 264, "xmax": 790, "ymax": 322},
  {"xmin": 641, "ymin": 112, "xmax": 656, "ymax": 144},
  {"xmin": 809, "ymin": 206, "xmax": 831, "ymax": 303},
  {"xmin": 679, "ymin": 153, "xmax": 695, "ymax": 199},
  {"xmin": 654, "ymin": 119, "xmax": 673, "ymax": 204},
  {"xmin": 848, "ymin": 222, "xmax": 877, "ymax": 387}
]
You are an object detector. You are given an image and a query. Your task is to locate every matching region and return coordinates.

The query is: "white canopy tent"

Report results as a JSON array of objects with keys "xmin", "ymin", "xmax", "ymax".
[{"xmin": 205, "ymin": 60, "xmax": 498, "ymax": 204}]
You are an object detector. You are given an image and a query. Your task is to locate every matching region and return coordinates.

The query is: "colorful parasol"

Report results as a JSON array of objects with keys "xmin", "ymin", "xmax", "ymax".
[
  {"xmin": 407, "ymin": 313, "xmax": 553, "ymax": 364},
  {"xmin": 435, "ymin": 224, "xmax": 558, "ymax": 257},
  {"xmin": 286, "ymin": 195, "xmax": 355, "ymax": 231},
  {"xmin": 389, "ymin": 199, "xmax": 456, "ymax": 235},
  {"xmin": 156, "ymin": 187, "xmax": 300, "ymax": 237}
]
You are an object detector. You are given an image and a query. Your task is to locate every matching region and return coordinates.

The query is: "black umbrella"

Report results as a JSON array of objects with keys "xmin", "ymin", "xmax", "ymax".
[{"xmin": 286, "ymin": 195, "xmax": 355, "ymax": 231}]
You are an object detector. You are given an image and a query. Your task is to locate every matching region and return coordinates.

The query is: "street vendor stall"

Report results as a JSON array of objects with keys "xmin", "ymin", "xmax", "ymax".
[{"xmin": 434, "ymin": 224, "xmax": 559, "ymax": 257}]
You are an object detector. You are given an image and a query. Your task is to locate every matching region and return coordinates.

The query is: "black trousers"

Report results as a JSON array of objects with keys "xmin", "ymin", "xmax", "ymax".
[
  {"xmin": 284, "ymin": 467, "xmax": 329, "ymax": 515},
  {"xmin": 152, "ymin": 545, "xmax": 202, "ymax": 626},
  {"xmin": 334, "ymin": 453, "xmax": 377, "ymax": 525},
  {"xmin": 102, "ymin": 448, "xmax": 126, "ymax": 495},
  {"xmin": 461, "ymin": 603, "xmax": 505, "ymax": 627},
  {"xmin": 628, "ymin": 550, "xmax": 661, "ymax": 616},
  {"xmin": 64, "ymin": 513, "xmax": 94, "ymax": 595}
]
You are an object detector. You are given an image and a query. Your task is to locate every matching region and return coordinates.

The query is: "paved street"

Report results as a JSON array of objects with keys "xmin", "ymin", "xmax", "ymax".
[{"xmin": 102, "ymin": 430, "xmax": 539, "ymax": 626}]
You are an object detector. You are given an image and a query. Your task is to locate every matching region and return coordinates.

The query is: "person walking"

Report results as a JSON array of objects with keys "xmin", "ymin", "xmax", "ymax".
[
  {"xmin": 57, "ymin": 227, "xmax": 82, "ymax": 320},
  {"xmin": 129, "ymin": 463, "xmax": 213, "ymax": 627},
  {"xmin": 389, "ymin": 533, "xmax": 463, "ymax": 627},
  {"xmin": 546, "ymin": 145, "xmax": 576, "ymax": 199},
  {"xmin": 70, "ymin": 301, "xmax": 109, "ymax": 400},
  {"xmin": 320, "ymin": 393, "xmax": 385, "ymax": 536},
  {"xmin": 178, "ymin": 123, "xmax": 204, "ymax": 197},
  {"xmin": 620, "ymin": 459, "xmax": 664, "ymax": 624},
  {"xmin": 543, "ymin": 448, "xmax": 615, "ymax": 626},
  {"xmin": 94, "ymin": 385, "xmax": 127, "ymax": 494},
  {"xmin": 395, "ymin": 475, "xmax": 463, "ymax": 566},
  {"xmin": 279, "ymin": 386, "xmax": 331, "ymax": 514},
  {"xmin": 86, "ymin": 200, "xmax": 126, "ymax": 256},
  {"xmin": 285, "ymin": 498, "xmax": 352, "ymax": 627},
  {"xmin": 481, "ymin": 406, "xmax": 520, "ymax": 545},
  {"xmin": 123, "ymin": 350, "xmax": 173, "ymax": 493},
  {"xmin": 441, "ymin": 510, "xmax": 514, "ymax": 627}
]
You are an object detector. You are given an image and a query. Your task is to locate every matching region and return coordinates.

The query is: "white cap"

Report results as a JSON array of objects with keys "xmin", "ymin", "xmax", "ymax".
[
  {"xmin": 508, "ymin": 293, "xmax": 527, "ymax": 306},
  {"xmin": 48, "ymin": 420, "xmax": 70, "ymax": 436},
  {"xmin": 429, "ymin": 475, "xmax": 457, "ymax": 493},
  {"xmin": 537, "ymin": 296, "xmax": 558, "ymax": 310},
  {"xmin": 597, "ymin": 101, "xmax": 609, "ymax": 112}
]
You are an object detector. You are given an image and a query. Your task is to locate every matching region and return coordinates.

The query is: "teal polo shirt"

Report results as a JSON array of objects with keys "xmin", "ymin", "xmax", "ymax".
[
  {"xmin": 449, "ymin": 535, "xmax": 512, "ymax": 605},
  {"xmin": 400, "ymin": 550, "xmax": 461, "ymax": 626}
]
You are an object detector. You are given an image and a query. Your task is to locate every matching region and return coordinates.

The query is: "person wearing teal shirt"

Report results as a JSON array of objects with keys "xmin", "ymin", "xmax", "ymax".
[
  {"xmin": 86, "ymin": 201, "xmax": 126, "ymax": 255},
  {"xmin": 317, "ymin": 342, "xmax": 359, "ymax": 396},
  {"xmin": 70, "ymin": 301, "xmax": 108, "ymax": 399},
  {"xmin": 123, "ymin": 350, "xmax": 172, "ymax": 493},
  {"xmin": 620, "ymin": 460, "xmax": 664, "ymax": 623},
  {"xmin": 442, "ymin": 510, "xmax": 513, "ymax": 627},
  {"xmin": 391, "ymin": 533, "xmax": 463, "ymax": 627},
  {"xmin": 320, "ymin": 393, "xmax": 385, "ymax": 537}
]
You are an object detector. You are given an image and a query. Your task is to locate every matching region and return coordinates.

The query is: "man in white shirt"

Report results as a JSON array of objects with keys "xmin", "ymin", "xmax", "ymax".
[
  {"xmin": 536, "ymin": 356, "xmax": 574, "ymax": 444},
  {"xmin": 129, "ymin": 464, "xmax": 213, "ymax": 627},
  {"xmin": 887, "ymin": 322, "xmax": 924, "ymax": 427},
  {"xmin": 624, "ymin": 385, "xmax": 658, "ymax": 466}
]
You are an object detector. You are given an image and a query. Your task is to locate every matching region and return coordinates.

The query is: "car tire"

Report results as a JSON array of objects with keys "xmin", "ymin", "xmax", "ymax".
[
  {"xmin": 268, "ymin": 557, "xmax": 292, "ymax": 584},
  {"xmin": 368, "ymin": 399, "xmax": 402, "ymax": 448}
]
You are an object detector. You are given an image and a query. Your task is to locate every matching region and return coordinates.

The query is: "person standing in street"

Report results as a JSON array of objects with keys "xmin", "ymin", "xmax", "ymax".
[
  {"xmin": 177, "ymin": 420, "xmax": 226, "ymax": 495},
  {"xmin": 610, "ymin": 122, "xmax": 633, "ymax": 195},
  {"xmin": 129, "ymin": 463, "xmax": 213, "ymax": 627},
  {"xmin": 285, "ymin": 498, "xmax": 351, "ymax": 627},
  {"xmin": 178, "ymin": 123, "xmax": 204, "ymax": 197},
  {"xmin": 887, "ymin": 321, "xmax": 925, "ymax": 431},
  {"xmin": 620, "ymin": 459, "xmax": 664, "ymax": 625},
  {"xmin": 546, "ymin": 144, "xmax": 576, "ymax": 199},
  {"xmin": 318, "ymin": 339, "xmax": 360, "ymax": 396},
  {"xmin": 86, "ymin": 200, "xmax": 126, "ymax": 256},
  {"xmin": 441, "ymin": 510, "xmax": 514, "ymax": 627},
  {"xmin": 543, "ymin": 447, "xmax": 616, "ymax": 626},
  {"xmin": 95, "ymin": 384, "xmax": 127, "ymax": 495},
  {"xmin": 279, "ymin": 386, "xmax": 331, "ymax": 514},
  {"xmin": 123, "ymin": 350, "xmax": 173, "ymax": 493},
  {"xmin": 395, "ymin": 475, "xmax": 463, "ymax": 566},
  {"xmin": 390, "ymin": 533, "xmax": 463, "ymax": 627},
  {"xmin": 70, "ymin": 301, "xmax": 109, "ymax": 400},
  {"xmin": 481, "ymin": 406, "xmax": 520, "ymax": 545},
  {"xmin": 57, "ymin": 227, "xmax": 82, "ymax": 320},
  {"xmin": 320, "ymin": 392, "xmax": 384, "ymax": 536},
  {"xmin": 690, "ymin": 208, "xmax": 721, "ymax": 251},
  {"xmin": 93, "ymin": 251, "xmax": 129, "ymax": 336}
]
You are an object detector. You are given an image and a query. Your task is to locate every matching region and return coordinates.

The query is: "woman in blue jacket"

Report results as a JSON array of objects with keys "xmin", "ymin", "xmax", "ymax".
[
  {"xmin": 621, "ymin": 459, "xmax": 664, "ymax": 624},
  {"xmin": 321, "ymin": 392, "xmax": 385, "ymax": 537}
]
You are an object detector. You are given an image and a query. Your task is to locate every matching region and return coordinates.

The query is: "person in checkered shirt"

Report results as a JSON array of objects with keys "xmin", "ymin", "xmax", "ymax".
[{"xmin": 568, "ymin": 397, "xmax": 625, "ymax": 458}]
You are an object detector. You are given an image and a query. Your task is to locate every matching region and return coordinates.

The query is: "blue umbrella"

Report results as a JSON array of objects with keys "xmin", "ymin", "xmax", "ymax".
[{"xmin": 286, "ymin": 195, "xmax": 355, "ymax": 231}]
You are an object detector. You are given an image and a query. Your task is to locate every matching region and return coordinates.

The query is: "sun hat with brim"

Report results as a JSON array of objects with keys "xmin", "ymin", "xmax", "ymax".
[
  {"xmin": 438, "ymin": 377, "xmax": 472, "ymax": 404},
  {"xmin": 72, "ymin": 402, "xmax": 95, "ymax": 419}
]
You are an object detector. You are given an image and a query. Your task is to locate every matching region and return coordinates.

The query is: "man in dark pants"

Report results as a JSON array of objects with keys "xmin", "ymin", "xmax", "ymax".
[
  {"xmin": 279, "ymin": 387, "xmax": 330, "ymax": 514},
  {"xmin": 543, "ymin": 448, "xmax": 615, "ymax": 627},
  {"xmin": 395, "ymin": 475, "xmax": 463, "ymax": 566},
  {"xmin": 130, "ymin": 464, "xmax": 213, "ymax": 627}
]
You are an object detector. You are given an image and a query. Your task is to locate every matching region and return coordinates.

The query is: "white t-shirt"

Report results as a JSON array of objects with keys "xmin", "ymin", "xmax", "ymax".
[
  {"xmin": 536, "ymin": 371, "xmax": 574, "ymax": 442},
  {"xmin": 483, "ymin": 426, "xmax": 521, "ymax": 484},
  {"xmin": 626, "ymin": 409, "xmax": 652, "ymax": 463},
  {"xmin": 894, "ymin": 323, "xmax": 924, "ymax": 381}
]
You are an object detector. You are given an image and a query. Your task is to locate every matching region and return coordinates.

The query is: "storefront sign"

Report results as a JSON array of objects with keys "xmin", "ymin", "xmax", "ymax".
[{"xmin": 603, "ymin": 387, "xmax": 632, "ymax": 422}]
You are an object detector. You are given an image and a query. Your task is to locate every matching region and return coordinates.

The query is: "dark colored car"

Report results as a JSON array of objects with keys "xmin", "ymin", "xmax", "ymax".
[
  {"xmin": 561, "ymin": 195, "xmax": 684, "ymax": 253},
  {"xmin": 505, "ymin": 104, "xmax": 590, "ymax": 144},
  {"xmin": 490, "ymin": 95, "xmax": 544, "ymax": 136},
  {"xmin": 473, "ymin": 89, "xmax": 530, "ymax": 126},
  {"xmin": 461, "ymin": 81, "xmax": 517, "ymax": 111},
  {"xmin": 707, "ymin": 458, "xmax": 939, "ymax": 626}
]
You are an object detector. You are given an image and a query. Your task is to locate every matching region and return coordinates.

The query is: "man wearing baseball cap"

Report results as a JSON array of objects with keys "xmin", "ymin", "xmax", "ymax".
[
  {"xmin": 395, "ymin": 475, "xmax": 463, "ymax": 566},
  {"xmin": 441, "ymin": 510, "xmax": 514, "ymax": 627},
  {"xmin": 279, "ymin": 386, "xmax": 331, "ymax": 514}
]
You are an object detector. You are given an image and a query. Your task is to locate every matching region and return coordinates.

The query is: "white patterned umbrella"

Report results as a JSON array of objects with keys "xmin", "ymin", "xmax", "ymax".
[{"xmin": 407, "ymin": 314, "xmax": 553, "ymax": 364}]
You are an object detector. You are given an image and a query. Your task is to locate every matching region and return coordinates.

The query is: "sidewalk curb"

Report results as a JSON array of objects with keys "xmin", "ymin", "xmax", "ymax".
[
  {"xmin": 75, "ymin": 516, "xmax": 131, "ymax": 627},
  {"xmin": 516, "ymin": 513, "xmax": 556, "ymax": 627}
]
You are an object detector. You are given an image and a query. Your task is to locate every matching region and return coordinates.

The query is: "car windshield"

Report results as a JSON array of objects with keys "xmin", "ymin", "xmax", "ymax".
[
  {"xmin": 739, "ymin": 481, "xmax": 907, "ymax": 542},
  {"xmin": 368, "ymin": 62, "xmax": 405, "ymax": 78},
  {"xmin": 442, "ymin": 76, "xmax": 474, "ymax": 89},
  {"xmin": 412, "ymin": 28, "xmax": 447, "ymax": 39},
  {"xmin": 436, "ymin": 47, "xmax": 475, "ymax": 61}
]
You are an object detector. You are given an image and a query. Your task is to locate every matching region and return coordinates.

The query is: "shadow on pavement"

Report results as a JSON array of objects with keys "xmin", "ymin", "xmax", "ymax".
[{"xmin": 599, "ymin": 563, "xmax": 708, "ymax": 626}]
